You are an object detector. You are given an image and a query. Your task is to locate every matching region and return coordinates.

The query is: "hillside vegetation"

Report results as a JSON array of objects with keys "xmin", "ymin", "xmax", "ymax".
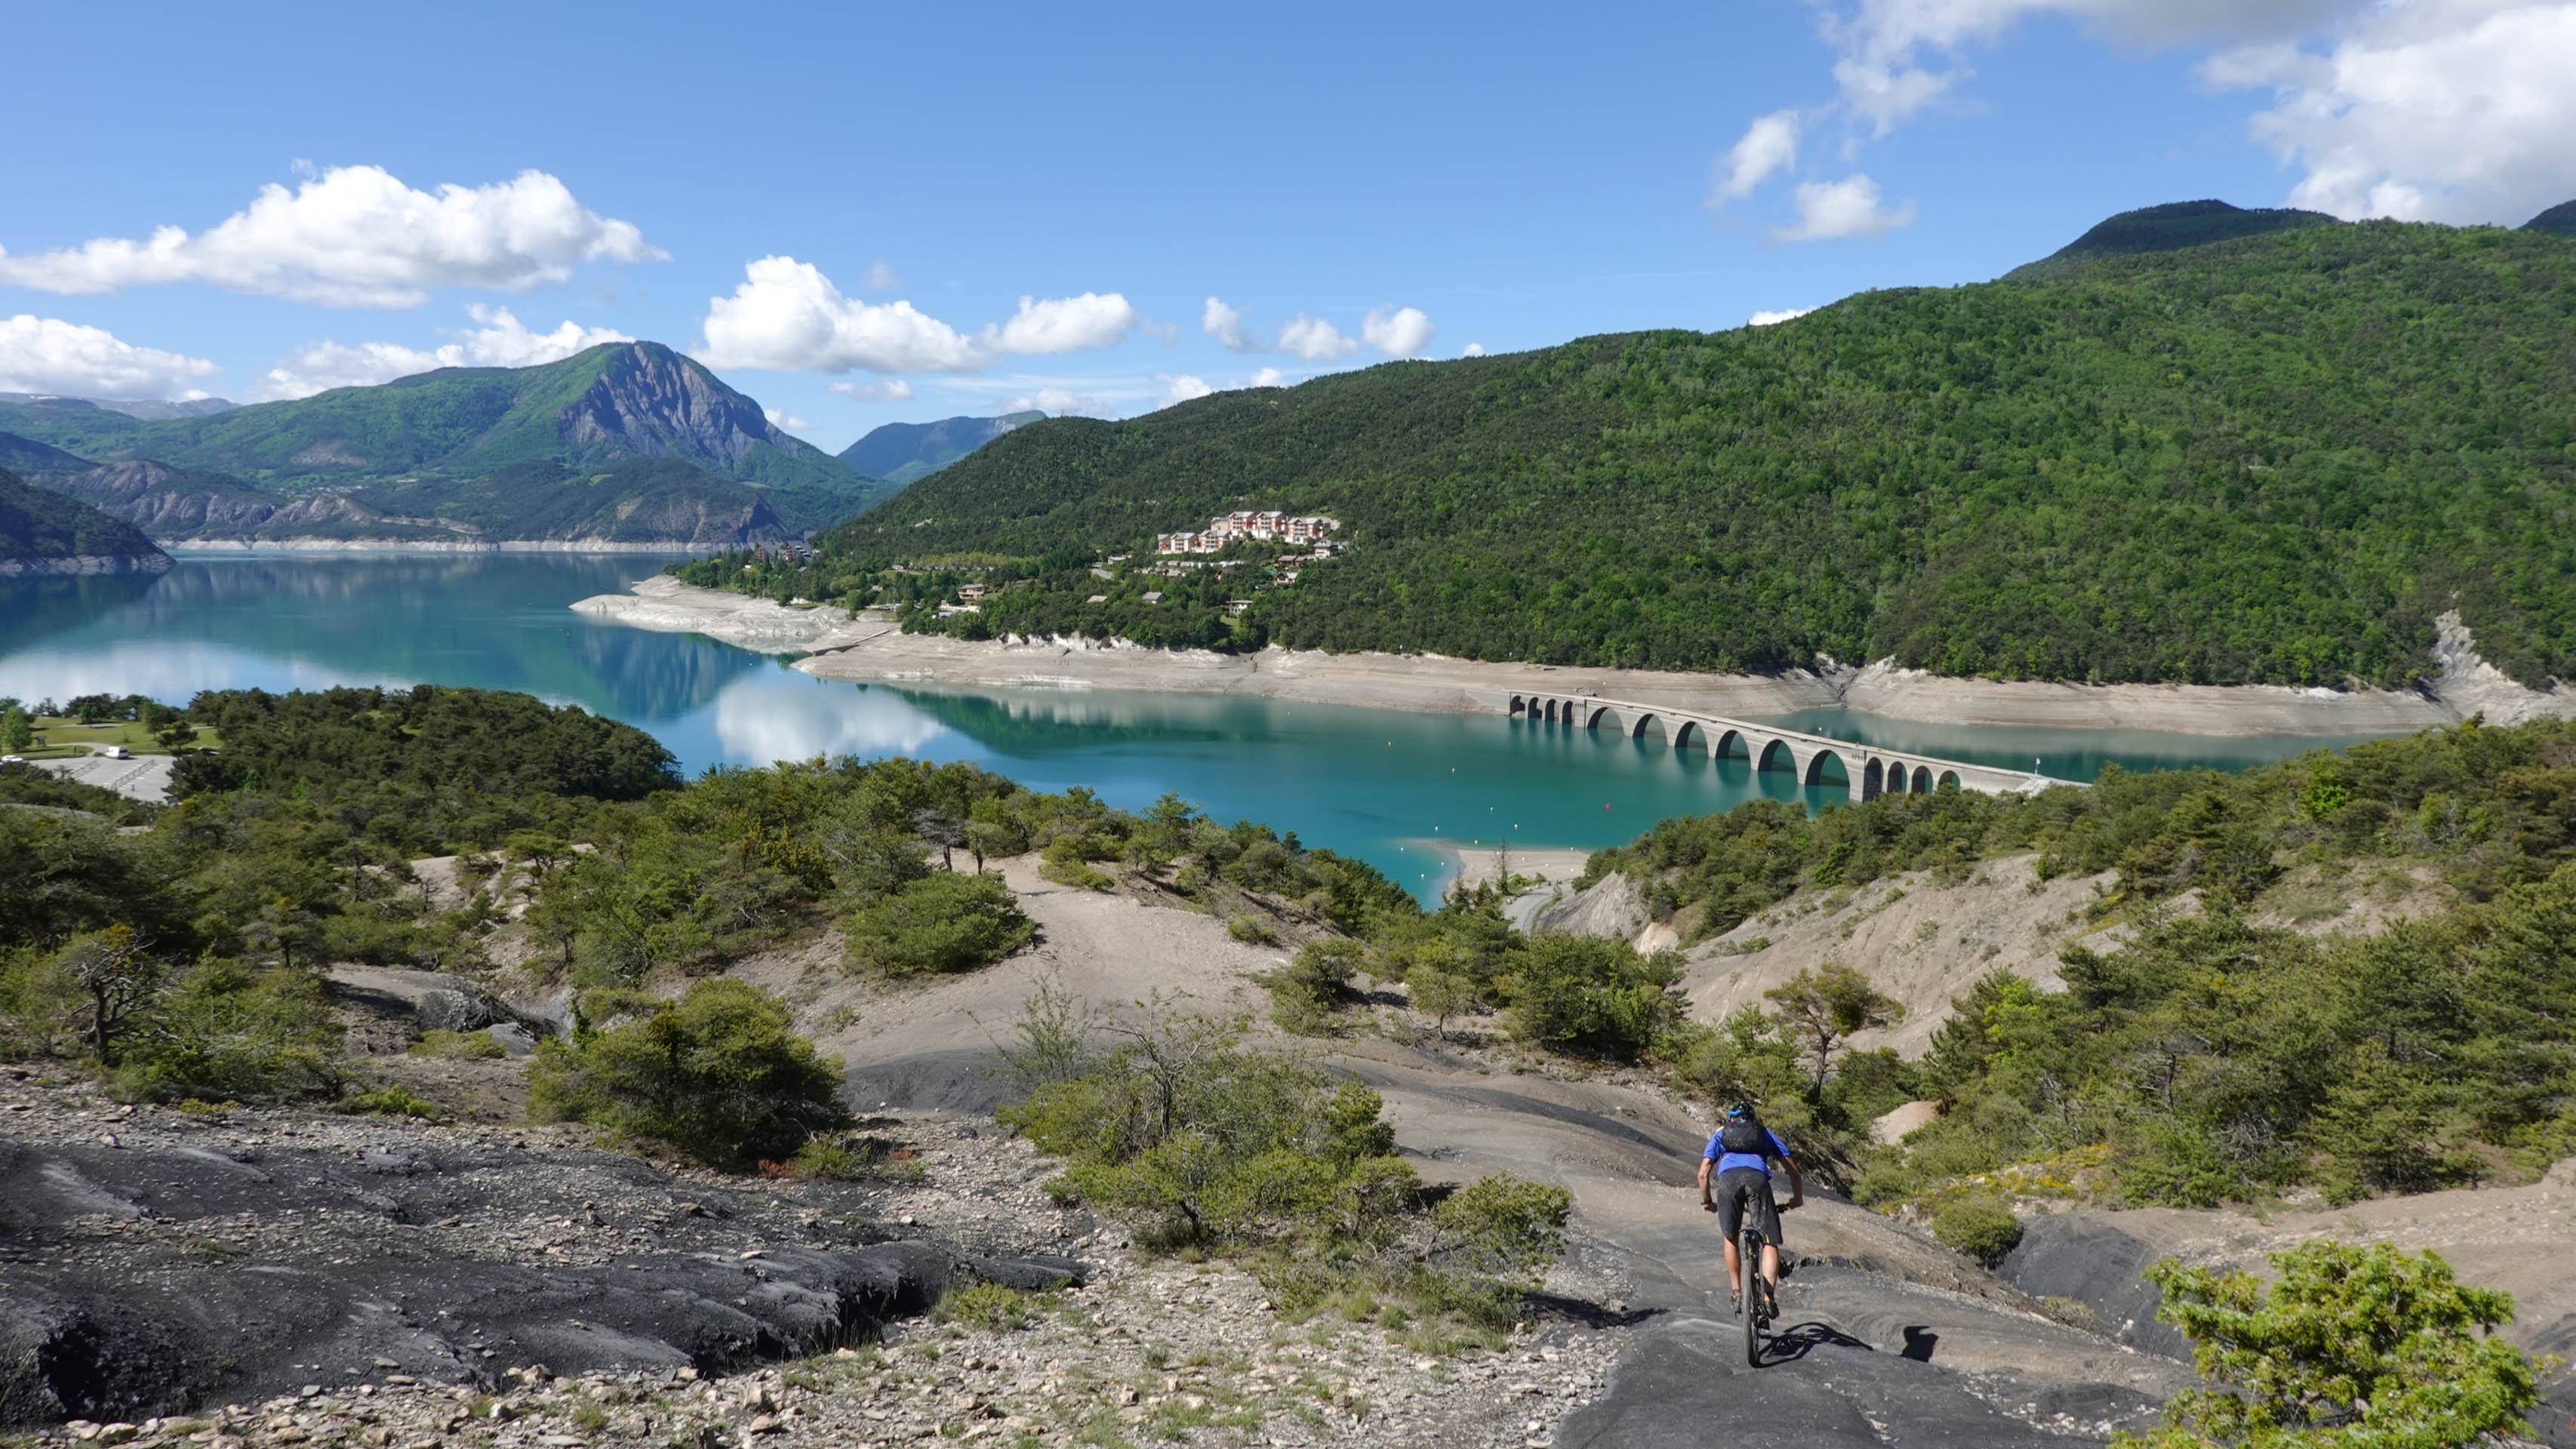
[
  {"xmin": 1578, "ymin": 715, "xmax": 2576, "ymax": 1212},
  {"xmin": 0, "ymin": 466, "xmax": 171, "ymax": 571},
  {"xmin": 735, "ymin": 217, "xmax": 2576, "ymax": 689}
]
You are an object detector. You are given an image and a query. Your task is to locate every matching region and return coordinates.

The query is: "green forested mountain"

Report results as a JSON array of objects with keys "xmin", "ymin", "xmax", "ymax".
[
  {"xmin": 769, "ymin": 217, "xmax": 2576, "ymax": 689},
  {"xmin": 0, "ymin": 343, "xmax": 888, "ymax": 515},
  {"xmin": 838, "ymin": 411, "xmax": 1045, "ymax": 486},
  {"xmin": 0, "ymin": 430, "xmax": 92, "ymax": 482},
  {"xmin": 0, "ymin": 343, "xmax": 895, "ymax": 543},
  {"xmin": 2528, "ymin": 201, "xmax": 2576, "ymax": 240},
  {"xmin": 2002, "ymin": 199, "xmax": 2337, "ymax": 281},
  {"xmin": 0, "ymin": 467, "xmax": 171, "ymax": 573}
]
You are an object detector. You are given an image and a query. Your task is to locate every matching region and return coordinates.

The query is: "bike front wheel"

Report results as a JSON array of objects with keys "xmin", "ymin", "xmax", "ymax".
[{"xmin": 1740, "ymin": 1228, "xmax": 1765, "ymax": 1367}]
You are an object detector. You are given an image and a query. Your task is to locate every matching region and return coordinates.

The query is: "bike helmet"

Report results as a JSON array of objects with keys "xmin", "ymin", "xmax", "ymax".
[{"xmin": 1725, "ymin": 1101, "xmax": 1756, "ymax": 1121}]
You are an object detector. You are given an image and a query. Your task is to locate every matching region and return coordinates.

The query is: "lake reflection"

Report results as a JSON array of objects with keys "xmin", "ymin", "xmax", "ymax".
[{"xmin": 0, "ymin": 553, "xmax": 2408, "ymax": 902}]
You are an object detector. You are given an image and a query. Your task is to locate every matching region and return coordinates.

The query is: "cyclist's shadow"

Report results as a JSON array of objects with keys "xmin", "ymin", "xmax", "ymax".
[{"xmin": 1750, "ymin": 1319, "xmax": 1873, "ymax": 1367}]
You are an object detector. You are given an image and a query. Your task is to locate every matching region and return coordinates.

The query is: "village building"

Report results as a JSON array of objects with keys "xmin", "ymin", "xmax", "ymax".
[{"xmin": 1156, "ymin": 512, "xmax": 1337, "ymax": 555}]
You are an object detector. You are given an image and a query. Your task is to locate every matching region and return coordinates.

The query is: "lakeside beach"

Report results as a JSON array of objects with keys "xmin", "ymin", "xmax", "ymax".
[{"xmin": 571, "ymin": 574, "xmax": 2571, "ymax": 737}]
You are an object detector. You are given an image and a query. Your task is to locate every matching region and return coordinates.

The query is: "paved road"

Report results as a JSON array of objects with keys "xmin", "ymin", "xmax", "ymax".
[{"xmin": 33, "ymin": 751, "xmax": 176, "ymax": 801}]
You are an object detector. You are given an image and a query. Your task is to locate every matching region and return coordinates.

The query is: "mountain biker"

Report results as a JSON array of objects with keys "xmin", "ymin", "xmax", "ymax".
[{"xmin": 1700, "ymin": 1102, "xmax": 1804, "ymax": 1313}]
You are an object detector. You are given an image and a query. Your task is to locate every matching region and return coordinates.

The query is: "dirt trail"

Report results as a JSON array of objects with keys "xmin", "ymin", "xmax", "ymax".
[{"xmin": 776, "ymin": 861, "xmax": 2202, "ymax": 1446}]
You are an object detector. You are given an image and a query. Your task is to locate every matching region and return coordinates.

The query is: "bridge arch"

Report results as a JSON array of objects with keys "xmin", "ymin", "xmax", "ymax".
[
  {"xmin": 1630, "ymin": 712, "xmax": 1666, "ymax": 742},
  {"xmin": 1712, "ymin": 728, "xmax": 1749, "ymax": 763},
  {"xmin": 1509, "ymin": 694, "xmax": 1527, "ymax": 715},
  {"xmin": 1804, "ymin": 748, "xmax": 1849, "ymax": 789},
  {"xmin": 1937, "ymin": 770, "xmax": 1961, "ymax": 791},
  {"xmin": 1862, "ymin": 758, "xmax": 1885, "ymax": 800},
  {"xmin": 1753, "ymin": 737, "xmax": 1796, "ymax": 774},
  {"xmin": 1673, "ymin": 720, "xmax": 1701, "ymax": 752},
  {"xmin": 1910, "ymin": 765, "xmax": 1931, "ymax": 795}
]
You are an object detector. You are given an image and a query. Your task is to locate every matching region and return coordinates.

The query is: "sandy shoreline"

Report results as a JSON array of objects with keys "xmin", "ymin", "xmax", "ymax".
[
  {"xmin": 571, "ymin": 574, "xmax": 2576, "ymax": 737},
  {"xmin": 170, "ymin": 539, "xmax": 720, "ymax": 554}
]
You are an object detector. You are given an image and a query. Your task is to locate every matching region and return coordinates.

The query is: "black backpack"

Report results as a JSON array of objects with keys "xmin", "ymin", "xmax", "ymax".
[{"xmin": 1719, "ymin": 1119, "xmax": 1769, "ymax": 1156}]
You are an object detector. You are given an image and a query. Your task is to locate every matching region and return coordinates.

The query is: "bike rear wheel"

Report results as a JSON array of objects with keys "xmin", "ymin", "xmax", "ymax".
[{"xmin": 1739, "ymin": 1226, "xmax": 1765, "ymax": 1366}]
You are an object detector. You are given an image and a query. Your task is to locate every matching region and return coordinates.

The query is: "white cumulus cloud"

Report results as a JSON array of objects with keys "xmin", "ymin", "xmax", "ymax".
[
  {"xmin": 860, "ymin": 260, "xmax": 902, "ymax": 290},
  {"xmin": 1202, "ymin": 297, "xmax": 1263, "ymax": 352},
  {"xmin": 1712, "ymin": 109, "xmax": 1803, "ymax": 202},
  {"xmin": 1250, "ymin": 367, "xmax": 1290, "ymax": 388},
  {"xmin": 0, "ymin": 165, "xmax": 660, "ymax": 309},
  {"xmin": 250, "ymin": 305, "xmax": 631, "ymax": 400},
  {"xmin": 1362, "ymin": 306, "xmax": 1435, "ymax": 358},
  {"xmin": 1749, "ymin": 306, "xmax": 1814, "ymax": 325},
  {"xmin": 1730, "ymin": 0, "xmax": 2568, "ymax": 232},
  {"xmin": 1772, "ymin": 175, "xmax": 1918, "ymax": 241},
  {"xmin": 983, "ymin": 293, "xmax": 1137, "ymax": 355},
  {"xmin": 1461, "ymin": 343, "xmax": 1488, "ymax": 357},
  {"xmin": 765, "ymin": 408, "xmax": 814, "ymax": 433},
  {"xmin": 700, "ymin": 257, "xmax": 983, "ymax": 374},
  {"xmin": 697, "ymin": 257, "xmax": 1135, "ymax": 374},
  {"xmin": 1278, "ymin": 314, "xmax": 1358, "ymax": 361},
  {"xmin": 2212, "ymin": 1, "xmax": 2576, "ymax": 223},
  {"xmin": 1005, "ymin": 386, "xmax": 1106, "ymax": 417},
  {"xmin": 1157, "ymin": 374, "xmax": 1216, "ymax": 408},
  {"xmin": 0, "ymin": 315, "xmax": 220, "ymax": 398},
  {"xmin": 827, "ymin": 378, "xmax": 915, "ymax": 401}
]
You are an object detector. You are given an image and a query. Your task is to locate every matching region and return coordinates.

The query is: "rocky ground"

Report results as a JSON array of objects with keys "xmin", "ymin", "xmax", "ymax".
[{"xmin": 0, "ymin": 1067, "xmax": 1621, "ymax": 1449}]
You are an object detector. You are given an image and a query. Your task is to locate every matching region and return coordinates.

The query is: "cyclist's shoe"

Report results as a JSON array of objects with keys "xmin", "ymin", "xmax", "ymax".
[
  {"xmin": 1728, "ymin": 1289, "xmax": 1742, "ymax": 1314},
  {"xmin": 1762, "ymin": 1280, "xmax": 1780, "ymax": 1318}
]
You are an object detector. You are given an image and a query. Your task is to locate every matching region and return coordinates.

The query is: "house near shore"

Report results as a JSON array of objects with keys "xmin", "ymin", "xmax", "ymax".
[{"xmin": 1155, "ymin": 512, "xmax": 1337, "ymax": 555}]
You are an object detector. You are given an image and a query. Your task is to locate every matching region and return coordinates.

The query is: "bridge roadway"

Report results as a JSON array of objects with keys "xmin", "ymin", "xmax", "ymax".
[{"xmin": 1505, "ymin": 692, "xmax": 2060, "ymax": 801}]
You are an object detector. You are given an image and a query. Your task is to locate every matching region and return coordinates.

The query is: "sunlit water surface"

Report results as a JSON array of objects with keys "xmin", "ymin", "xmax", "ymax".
[{"xmin": 0, "ymin": 555, "xmax": 2400, "ymax": 901}]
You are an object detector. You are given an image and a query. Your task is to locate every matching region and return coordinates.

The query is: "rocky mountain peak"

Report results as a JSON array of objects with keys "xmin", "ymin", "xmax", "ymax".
[{"xmin": 558, "ymin": 343, "xmax": 821, "ymax": 470}]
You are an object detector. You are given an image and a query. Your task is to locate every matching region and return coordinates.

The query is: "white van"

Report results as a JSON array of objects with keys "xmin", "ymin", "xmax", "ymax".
[{"xmin": 102, "ymin": 745, "xmax": 132, "ymax": 760}]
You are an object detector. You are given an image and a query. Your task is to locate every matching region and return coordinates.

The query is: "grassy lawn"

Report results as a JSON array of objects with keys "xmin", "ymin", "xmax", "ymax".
[{"xmin": 23, "ymin": 718, "xmax": 223, "ymax": 757}]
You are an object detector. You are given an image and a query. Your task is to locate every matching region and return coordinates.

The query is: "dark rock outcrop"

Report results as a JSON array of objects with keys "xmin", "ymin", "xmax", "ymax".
[
  {"xmin": 0, "ymin": 1132, "xmax": 1079, "ymax": 1425},
  {"xmin": 1996, "ymin": 1214, "xmax": 2190, "ymax": 1361}
]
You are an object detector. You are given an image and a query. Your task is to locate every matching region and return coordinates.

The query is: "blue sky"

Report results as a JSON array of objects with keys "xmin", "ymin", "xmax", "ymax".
[{"xmin": 5, "ymin": 0, "xmax": 2570, "ymax": 453}]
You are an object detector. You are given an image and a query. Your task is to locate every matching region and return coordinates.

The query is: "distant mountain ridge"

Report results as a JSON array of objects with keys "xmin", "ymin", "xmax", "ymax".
[
  {"xmin": 7, "ymin": 438, "xmax": 802, "ymax": 552},
  {"xmin": 0, "ymin": 392, "xmax": 235, "ymax": 421},
  {"xmin": 2528, "ymin": 200, "xmax": 2576, "ymax": 239},
  {"xmin": 0, "ymin": 343, "xmax": 906, "ymax": 548},
  {"xmin": 839, "ymin": 411, "xmax": 1043, "ymax": 487},
  {"xmin": 0, "ymin": 466, "xmax": 173, "ymax": 574},
  {"xmin": 0, "ymin": 342, "xmax": 892, "ymax": 519},
  {"xmin": 2005, "ymin": 199, "xmax": 2341, "ymax": 280}
]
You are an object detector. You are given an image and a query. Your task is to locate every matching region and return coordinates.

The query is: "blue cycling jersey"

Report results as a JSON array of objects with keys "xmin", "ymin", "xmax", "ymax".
[{"xmin": 1703, "ymin": 1127, "xmax": 1792, "ymax": 1178}]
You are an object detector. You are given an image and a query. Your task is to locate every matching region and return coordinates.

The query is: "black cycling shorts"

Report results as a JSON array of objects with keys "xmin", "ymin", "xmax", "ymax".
[{"xmin": 1713, "ymin": 1165, "xmax": 1781, "ymax": 1247}]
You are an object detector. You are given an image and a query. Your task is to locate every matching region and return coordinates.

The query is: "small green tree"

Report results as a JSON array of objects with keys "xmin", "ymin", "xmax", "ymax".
[
  {"xmin": 528, "ymin": 978, "xmax": 847, "ymax": 1168},
  {"xmin": 1765, "ymin": 962, "xmax": 1907, "ymax": 1097},
  {"xmin": 844, "ymin": 871, "xmax": 1036, "ymax": 974},
  {"xmin": 1929, "ymin": 1195, "xmax": 2023, "ymax": 1267},
  {"xmin": 1408, "ymin": 965, "xmax": 1476, "ymax": 1041},
  {"xmin": 0, "ymin": 707, "xmax": 32, "ymax": 754},
  {"xmin": 2116, "ymin": 1241, "xmax": 2541, "ymax": 1449},
  {"xmin": 57, "ymin": 925, "xmax": 162, "ymax": 1063},
  {"xmin": 1430, "ymin": 1174, "xmax": 1571, "ymax": 1288},
  {"xmin": 1497, "ymin": 931, "xmax": 1683, "ymax": 1061}
]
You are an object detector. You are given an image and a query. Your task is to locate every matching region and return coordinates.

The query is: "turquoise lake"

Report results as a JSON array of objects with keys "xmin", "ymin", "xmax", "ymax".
[{"xmin": 0, "ymin": 554, "xmax": 2401, "ymax": 901}]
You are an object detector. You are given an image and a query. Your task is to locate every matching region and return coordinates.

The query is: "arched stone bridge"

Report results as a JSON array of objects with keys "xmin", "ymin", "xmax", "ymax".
[{"xmin": 1506, "ymin": 693, "xmax": 2062, "ymax": 801}]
